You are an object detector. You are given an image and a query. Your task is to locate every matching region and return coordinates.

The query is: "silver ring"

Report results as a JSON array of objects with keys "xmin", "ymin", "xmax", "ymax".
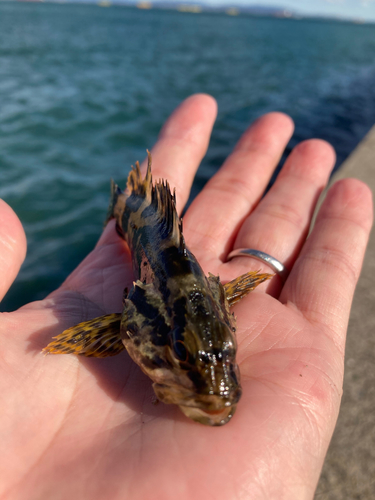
[{"xmin": 227, "ymin": 248, "xmax": 289, "ymax": 283}]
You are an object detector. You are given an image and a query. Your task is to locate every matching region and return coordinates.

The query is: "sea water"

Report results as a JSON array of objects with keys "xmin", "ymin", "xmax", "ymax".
[{"xmin": 1, "ymin": 1, "xmax": 374, "ymax": 310}]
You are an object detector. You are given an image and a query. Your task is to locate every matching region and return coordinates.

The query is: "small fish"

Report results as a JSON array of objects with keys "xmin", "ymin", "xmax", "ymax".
[{"xmin": 44, "ymin": 152, "xmax": 271, "ymax": 426}]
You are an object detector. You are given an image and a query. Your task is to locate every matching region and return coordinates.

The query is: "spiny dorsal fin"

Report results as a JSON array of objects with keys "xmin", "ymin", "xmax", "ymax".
[
  {"xmin": 122, "ymin": 151, "xmax": 185, "ymax": 251},
  {"xmin": 152, "ymin": 179, "xmax": 184, "ymax": 250}
]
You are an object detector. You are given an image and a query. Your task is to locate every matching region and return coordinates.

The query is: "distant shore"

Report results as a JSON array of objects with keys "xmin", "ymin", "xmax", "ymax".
[{"xmin": 11, "ymin": 0, "xmax": 372, "ymax": 25}]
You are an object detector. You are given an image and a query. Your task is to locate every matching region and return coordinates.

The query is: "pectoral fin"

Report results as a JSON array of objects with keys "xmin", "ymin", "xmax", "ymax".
[
  {"xmin": 224, "ymin": 271, "xmax": 273, "ymax": 306},
  {"xmin": 43, "ymin": 313, "xmax": 124, "ymax": 357}
]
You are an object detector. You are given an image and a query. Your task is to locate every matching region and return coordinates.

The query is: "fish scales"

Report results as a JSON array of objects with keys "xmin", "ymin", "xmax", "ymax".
[{"xmin": 44, "ymin": 152, "xmax": 272, "ymax": 426}]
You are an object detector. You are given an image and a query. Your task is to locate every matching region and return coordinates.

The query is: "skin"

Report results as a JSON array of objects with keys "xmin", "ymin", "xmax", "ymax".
[{"xmin": 0, "ymin": 94, "xmax": 372, "ymax": 500}]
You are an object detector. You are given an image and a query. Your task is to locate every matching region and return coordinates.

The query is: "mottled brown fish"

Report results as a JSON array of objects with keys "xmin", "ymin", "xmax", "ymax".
[{"xmin": 44, "ymin": 152, "xmax": 271, "ymax": 426}]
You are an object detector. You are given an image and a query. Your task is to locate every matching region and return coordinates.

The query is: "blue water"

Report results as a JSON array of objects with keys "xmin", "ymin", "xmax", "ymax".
[{"xmin": 1, "ymin": 1, "xmax": 375, "ymax": 311}]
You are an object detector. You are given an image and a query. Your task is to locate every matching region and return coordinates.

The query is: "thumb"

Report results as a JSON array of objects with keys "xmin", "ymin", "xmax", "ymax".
[{"xmin": 0, "ymin": 200, "xmax": 27, "ymax": 302}]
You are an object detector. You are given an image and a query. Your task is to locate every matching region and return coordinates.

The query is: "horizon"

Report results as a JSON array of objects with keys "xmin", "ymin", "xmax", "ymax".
[
  {"xmin": 208, "ymin": 0, "xmax": 373, "ymax": 21},
  {"xmin": 5, "ymin": 0, "xmax": 375, "ymax": 22},
  {"xmin": 176, "ymin": 0, "xmax": 375, "ymax": 21}
]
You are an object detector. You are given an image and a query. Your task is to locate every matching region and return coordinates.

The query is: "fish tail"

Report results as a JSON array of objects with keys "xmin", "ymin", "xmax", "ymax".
[
  {"xmin": 105, "ymin": 151, "xmax": 153, "ymax": 236},
  {"xmin": 126, "ymin": 149, "xmax": 153, "ymax": 199}
]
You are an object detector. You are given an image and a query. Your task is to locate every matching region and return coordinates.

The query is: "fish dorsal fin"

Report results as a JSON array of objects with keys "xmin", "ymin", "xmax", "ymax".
[
  {"xmin": 152, "ymin": 178, "xmax": 184, "ymax": 250},
  {"xmin": 126, "ymin": 151, "xmax": 184, "ymax": 251}
]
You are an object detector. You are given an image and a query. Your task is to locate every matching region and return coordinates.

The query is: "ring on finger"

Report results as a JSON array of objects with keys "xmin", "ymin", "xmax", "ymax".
[{"xmin": 227, "ymin": 248, "xmax": 289, "ymax": 283}]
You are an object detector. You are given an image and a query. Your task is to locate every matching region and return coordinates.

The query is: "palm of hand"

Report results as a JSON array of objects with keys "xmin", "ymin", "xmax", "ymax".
[{"xmin": 0, "ymin": 95, "xmax": 372, "ymax": 500}]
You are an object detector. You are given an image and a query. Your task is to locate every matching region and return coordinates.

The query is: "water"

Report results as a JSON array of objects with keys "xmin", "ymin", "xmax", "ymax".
[{"xmin": 1, "ymin": 1, "xmax": 375, "ymax": 311}]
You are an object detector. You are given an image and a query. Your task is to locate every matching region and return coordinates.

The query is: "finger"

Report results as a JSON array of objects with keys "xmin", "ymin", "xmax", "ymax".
[
  {"xmin": 228, "ymin": 140, "xmax": 335, "ymax": 289},
  {"xmin": 140, "ymin": 93, "xmax": 217, "ymax": 213},
  {"xmin": 280, "ymin": 178, "xmax": 373, "ymax": 344},
  {"xmin": 184, "ymin": 112, "xmax": 294, "ymax": 260},
  {"xmin": 0, "ymin": 200, "xmax": 27, "ymax": 301}
]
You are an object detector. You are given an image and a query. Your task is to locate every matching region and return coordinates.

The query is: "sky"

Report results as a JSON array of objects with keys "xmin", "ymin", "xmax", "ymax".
[{"xmin": 203, "ymin": 0, "xmax": 375, "ymax": 21}]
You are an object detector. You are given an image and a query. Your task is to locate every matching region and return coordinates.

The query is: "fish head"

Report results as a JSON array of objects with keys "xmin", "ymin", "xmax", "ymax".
[
  {"xmin": 122, "ymin": 282, "xmax": 241, "ymax": 426},
  {"xmin": 152, "ymin": 317, "xmax": 242, "ymax": 426}
]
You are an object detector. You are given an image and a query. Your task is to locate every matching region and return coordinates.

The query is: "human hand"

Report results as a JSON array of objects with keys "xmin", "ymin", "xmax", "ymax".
[{"xmin": 0, "ymin": 94, "xmax": 372, "ymax": 500}]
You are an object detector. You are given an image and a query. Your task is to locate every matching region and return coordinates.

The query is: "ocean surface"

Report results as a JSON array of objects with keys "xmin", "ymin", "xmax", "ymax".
[{"xmin": 1, "ymin": 1, "xmax": 375, "ymax": 311}]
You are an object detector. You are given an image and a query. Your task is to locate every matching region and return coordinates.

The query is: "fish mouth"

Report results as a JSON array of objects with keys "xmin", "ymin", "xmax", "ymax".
[
  {"xmin": 153, "ymin": 382, "xmax": 241, "ymax": 425},
  {"xmin": 179, "ymin": 404, "xmax": 237, "ymax": 426}
]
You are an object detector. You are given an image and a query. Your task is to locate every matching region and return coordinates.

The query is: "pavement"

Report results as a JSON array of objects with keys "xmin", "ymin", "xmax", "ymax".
[{"xmin": 314, "ymin": 128, "xmax": 375, "ymax": 499}]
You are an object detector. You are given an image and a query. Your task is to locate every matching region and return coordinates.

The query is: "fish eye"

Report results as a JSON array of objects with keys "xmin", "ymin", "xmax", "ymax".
[{"xmin": 172, "ymin": 340, "xmax": 189, "ymax": 362}]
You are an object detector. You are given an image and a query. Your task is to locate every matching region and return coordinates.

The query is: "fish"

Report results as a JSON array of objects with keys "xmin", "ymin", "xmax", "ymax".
[{"xmin": 44, "ymin": 152, "xmax": 272, "ymax": 426}]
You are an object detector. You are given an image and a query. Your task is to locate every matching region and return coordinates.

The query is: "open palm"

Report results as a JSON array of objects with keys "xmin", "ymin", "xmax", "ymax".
[{"xmin": 1, "ymin": 95, "xmax": 372, "ymax": 500}]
